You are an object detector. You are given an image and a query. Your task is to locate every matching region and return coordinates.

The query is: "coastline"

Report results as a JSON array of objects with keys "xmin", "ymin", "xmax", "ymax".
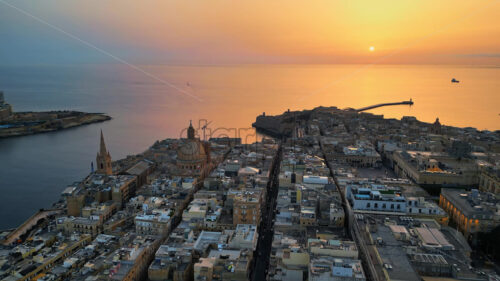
[{"xmin": 0, "ymin": 111, "xmax": 111, "ymax": 138}]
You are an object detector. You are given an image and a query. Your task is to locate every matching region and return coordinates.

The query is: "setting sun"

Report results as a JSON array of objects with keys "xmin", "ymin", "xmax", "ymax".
[{"xmin": 0, "ymin": 1, "xmax": 499, "ymax": 280}]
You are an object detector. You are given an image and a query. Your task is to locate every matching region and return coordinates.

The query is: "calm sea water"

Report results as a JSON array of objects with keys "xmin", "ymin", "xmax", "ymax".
[{"xmin": 0, "ymin": 64, "xmax": 498, "ymax": 229}]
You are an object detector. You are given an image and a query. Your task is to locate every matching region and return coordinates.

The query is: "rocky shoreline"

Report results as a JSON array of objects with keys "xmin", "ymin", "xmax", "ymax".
[{"xmin": 0, "ymin": 111, "xmax": 111, "ymax": 138}]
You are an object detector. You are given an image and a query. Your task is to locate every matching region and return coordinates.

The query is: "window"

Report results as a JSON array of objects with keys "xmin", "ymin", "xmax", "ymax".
[
  {"xmin": 391, "ymin": 204, "xmax": 394, "ymax": 209},
  {"xmin": 374, "ymin": 203, "xmax": 378, "ymax": 208},
  {"xmin": 366, "ymin": 203, "xmax": 371, "ymax": 208},
  {"xmin": 382, "ymin": 204, "xmax": 386, "ymax": 209}
]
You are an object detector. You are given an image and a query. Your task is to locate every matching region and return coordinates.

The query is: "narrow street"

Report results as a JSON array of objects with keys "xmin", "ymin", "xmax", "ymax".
[{"xmin": 251, "ymin": 143, "xmax": 282, "ymax": 281}]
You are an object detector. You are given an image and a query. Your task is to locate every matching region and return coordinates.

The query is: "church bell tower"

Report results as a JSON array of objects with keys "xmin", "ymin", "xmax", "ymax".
[
  {"xmin": 187, "ymin": 120, "xmax": 195, "ymax": 139},
  {"xmin": 96, "ymin": 130, "xmax": 113, "ymax": 175}
]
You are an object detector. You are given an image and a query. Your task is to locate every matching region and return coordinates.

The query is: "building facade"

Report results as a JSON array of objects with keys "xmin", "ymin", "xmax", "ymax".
[
  {"xmin": 392, "ymin": 151, "xmax": 479, "ymax": 186},
  {"xmin": 439, "ymin": 188, "xmax": 499, "ymax": 238},
  {"xmin": 479, "ymin": 168, "xmax": 500, "ymax": 195},
  {"xmin": 233, "ymin": 197, "xmax": 261, "ymax": 226}
]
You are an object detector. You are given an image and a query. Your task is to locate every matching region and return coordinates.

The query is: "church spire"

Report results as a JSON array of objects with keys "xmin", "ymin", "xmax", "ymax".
[
  {"xmin": 100, "ymin": 130, "xmax": 108, "ymax": 155},
  {"xmin": 96, "ymin": 130, "xmax": 113, "ymax": 175}
]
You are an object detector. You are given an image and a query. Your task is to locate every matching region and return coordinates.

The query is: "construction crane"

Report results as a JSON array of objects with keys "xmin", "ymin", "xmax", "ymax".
[{"xmin": 356, "ymin": 99, "xmax": 414, "ymax": 112}]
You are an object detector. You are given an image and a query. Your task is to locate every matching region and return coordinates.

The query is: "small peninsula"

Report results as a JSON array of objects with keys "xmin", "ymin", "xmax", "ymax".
[{"xmin": 0, "ymin": 91, "xmax": 111, "ymax": 138}]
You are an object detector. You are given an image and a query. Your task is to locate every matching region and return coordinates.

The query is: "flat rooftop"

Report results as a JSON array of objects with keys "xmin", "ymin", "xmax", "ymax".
[
  {"xmin": 371, "ymin": 224, "xmax": 421, "ymax": 281},
  {"xmin": 442, "ymin": 188, "xmax": 496, "ymax": 217}
]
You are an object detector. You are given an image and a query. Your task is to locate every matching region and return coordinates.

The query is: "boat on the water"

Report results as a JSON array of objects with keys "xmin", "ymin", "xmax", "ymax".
[{"xmin": 451, "ymin": 78, "xmax": 460, "ymax": 83}]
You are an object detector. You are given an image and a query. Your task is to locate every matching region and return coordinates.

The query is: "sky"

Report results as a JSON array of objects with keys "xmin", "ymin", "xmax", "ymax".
[{"xmin": 0, "ymin": 0, "xmax": 499, "ymax": 65}]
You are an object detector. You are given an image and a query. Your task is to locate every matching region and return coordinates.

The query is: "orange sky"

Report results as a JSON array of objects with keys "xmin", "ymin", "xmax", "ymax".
[{"xmin": 3, "ymin": 0, "xmax": 499, "ymax": 64}]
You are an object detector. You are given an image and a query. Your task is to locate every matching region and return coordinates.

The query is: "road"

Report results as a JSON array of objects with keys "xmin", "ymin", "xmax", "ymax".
[
  {"xmin": 251, "ymin": 144, "xmax": 282, "ymax": 281},
  {"xmin": 2, "ymin": 209, "xmax": 62, "ymax": 245},
  {"xmin": 318, "ymin": 137, "xmax": 381, "ymax": 281}
]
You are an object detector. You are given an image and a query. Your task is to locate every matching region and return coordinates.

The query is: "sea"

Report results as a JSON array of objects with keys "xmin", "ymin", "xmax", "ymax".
[{"xmin": 0, "ymin": 64, "xmax": 498, "ymax": 229}]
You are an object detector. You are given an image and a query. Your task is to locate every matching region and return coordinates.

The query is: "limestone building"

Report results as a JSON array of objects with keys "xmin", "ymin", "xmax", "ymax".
[
  {"xmin": 479, "ymin": 168, "xmax": 500, "ymax": 195},
  {"xmin": 439, "ymin": 188, "xmax": 499, "ymax": 238},
  {"xmin": 392, "ymin": 150, "xmax": 479, "ymax": 186},
  {"xmin": 231, "ymin": 189, "xmax": 263, "ymax": 226}
]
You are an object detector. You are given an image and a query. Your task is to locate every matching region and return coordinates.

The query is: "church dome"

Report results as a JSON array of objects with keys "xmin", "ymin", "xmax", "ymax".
[
  {"xmin": 177, "ymin": 140, "xmax": 206, "ymax": 162},
  {"xmin": 176, "ymin": 121, "xmax": 210, "ymax": 175}
]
